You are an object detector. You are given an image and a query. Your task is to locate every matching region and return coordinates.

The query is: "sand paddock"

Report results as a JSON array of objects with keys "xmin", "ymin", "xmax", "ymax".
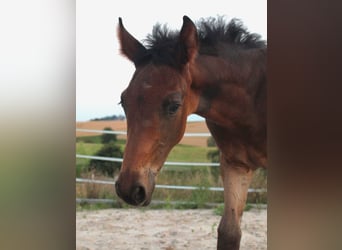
[{"xmin": 76, "ymin": 208, "xmax": 266, "ymax": 250}]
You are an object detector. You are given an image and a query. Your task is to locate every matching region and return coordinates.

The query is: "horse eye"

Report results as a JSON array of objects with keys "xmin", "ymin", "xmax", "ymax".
[{"xmin": 167, "ymin": 103, "xmax": 181, "ymax": 115}]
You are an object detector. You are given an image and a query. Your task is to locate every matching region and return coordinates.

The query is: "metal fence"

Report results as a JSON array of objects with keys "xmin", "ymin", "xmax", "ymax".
[{"xmin": 76, "ymin": 127, "xmax": 266, "ymax": 205}]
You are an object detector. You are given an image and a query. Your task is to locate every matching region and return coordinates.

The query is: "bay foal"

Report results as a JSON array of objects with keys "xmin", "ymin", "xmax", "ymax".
[{"xmin": 115, "ymin": 16, "xmax": 266, "ymax": 250}]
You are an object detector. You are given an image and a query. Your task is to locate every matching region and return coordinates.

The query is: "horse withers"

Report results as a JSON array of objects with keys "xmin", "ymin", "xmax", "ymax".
[{"xmin": 114, "ymin": 16, "xmax": 266, "ymax": 250}]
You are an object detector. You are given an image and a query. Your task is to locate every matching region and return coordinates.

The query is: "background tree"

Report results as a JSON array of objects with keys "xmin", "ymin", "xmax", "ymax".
[
  {"xmin": 89, "ymin": 127, "xmax": 122, "ymax": 177},
  {"xmin": 101, "ymin": 127, "xmax": 117, "ymax": 144}
]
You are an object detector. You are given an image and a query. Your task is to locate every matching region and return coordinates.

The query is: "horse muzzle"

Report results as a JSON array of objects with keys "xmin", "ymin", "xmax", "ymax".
[{"xmin": 115, "ymin": 170, "xmax": 155, "ymax": 206}]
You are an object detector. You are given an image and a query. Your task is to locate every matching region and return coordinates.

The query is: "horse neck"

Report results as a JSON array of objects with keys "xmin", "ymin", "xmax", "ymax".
[{"xmin": 189, "ymin": 49, "xmax": 266, "ymax": 128}]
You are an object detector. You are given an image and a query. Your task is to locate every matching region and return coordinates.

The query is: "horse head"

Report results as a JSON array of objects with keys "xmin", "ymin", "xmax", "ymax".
[{"xmin": 115, "ymin": 16, "xmax": 199, "ymax": 206}]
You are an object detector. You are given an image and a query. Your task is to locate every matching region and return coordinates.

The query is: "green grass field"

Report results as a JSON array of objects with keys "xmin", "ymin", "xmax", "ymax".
[
  {"xmin": 76, "ymin": 135, "xmax": 214, "ymax": 162},
  {"xmin": 76, "ymin": 135, "xmax": 267, "ymax": 209},
  {"xmin": 76, "ymin": 135, "xmax": 216, "ymax": 175}
]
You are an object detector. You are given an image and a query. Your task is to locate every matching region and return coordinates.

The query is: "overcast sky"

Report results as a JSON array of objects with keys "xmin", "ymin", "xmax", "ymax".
[{"xmin": 76, "ymin": 0, "xmax": 267, "ymax": 121}]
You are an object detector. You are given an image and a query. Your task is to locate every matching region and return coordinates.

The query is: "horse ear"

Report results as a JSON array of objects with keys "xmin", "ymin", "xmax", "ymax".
[
  {"xmin": 178, "ymin": 16, "xmax": 198, "ymax": 65},
  {"xmin": 117, "ymin": 17, "xmax": 147, "ymax": 66}
]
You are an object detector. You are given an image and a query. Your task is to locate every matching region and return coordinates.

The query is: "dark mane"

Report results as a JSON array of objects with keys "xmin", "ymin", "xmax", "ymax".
[
  {"xmin": 196, "ymin": 17, "xmax": 266, "ymax": 50},
  {"xmin": 138, "ymin": 16, "xmax": 266, "ymax": 67}
]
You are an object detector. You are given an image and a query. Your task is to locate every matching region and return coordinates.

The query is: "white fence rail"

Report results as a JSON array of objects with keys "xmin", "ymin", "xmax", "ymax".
[
  {"xmin": 76, "ymin": 126, "xmax": 267, "ymax": 204},
  {"xmin": 76, "ymin": 177, "xmax": 266, "ymax": 193},
  {"xmin": 76, "ymin": 154, "xmax": 220, "ymax": 167},
  {"xmin": 76, "ymin": 128, "xmax": 211, "ymax": 137}
]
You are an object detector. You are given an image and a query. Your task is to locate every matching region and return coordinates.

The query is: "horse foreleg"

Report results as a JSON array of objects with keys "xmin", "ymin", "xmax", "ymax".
[{"xmin": 217, "ymin": 156, "xmax": 254, "ymax": 250}]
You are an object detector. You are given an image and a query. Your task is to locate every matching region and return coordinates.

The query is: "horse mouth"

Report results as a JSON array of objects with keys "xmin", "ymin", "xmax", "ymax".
[{"xmin": 141, "ymin": 198, "xmax": 152, "ymax": 206}]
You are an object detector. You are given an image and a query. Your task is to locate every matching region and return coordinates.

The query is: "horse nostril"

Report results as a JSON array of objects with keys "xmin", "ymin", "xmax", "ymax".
[
  {"xmin": 115, "ymin": 180, "xmax": 147, "ymax": 206},
  {"xmin": 132, "ymin": 185, "xmax": 146, "ymax": 205}
]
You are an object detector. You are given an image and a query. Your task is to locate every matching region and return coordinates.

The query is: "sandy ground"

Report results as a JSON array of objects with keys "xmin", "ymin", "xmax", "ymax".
[
  {"xmin": 76, "ymin": 120, "xmax": 210, "ymax": 147},
  {"xmin": 76, "ymin": 208, "xmax": 267, "ymax": 250}
]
